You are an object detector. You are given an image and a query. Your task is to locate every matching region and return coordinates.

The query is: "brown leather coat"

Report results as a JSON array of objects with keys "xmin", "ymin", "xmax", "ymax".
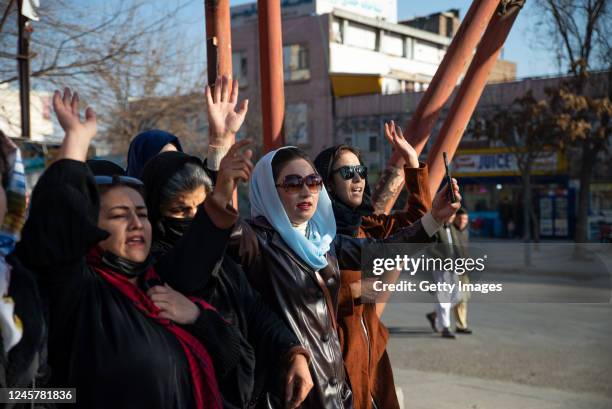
[
  {"xmin": 229, "ymin": 214, "xmax": 430, "ymax": 409},
  {"xmin": 337, "ymin": 164, "xmax": 432, "ymax": 409}
]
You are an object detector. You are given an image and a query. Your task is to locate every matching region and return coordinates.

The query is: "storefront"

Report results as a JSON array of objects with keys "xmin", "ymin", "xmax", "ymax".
[
  {"xmin": 451, "ymin": 148, "xmax": 573, "ymax": 239},
  {"xmin": 587, "ymin": 183, "xmax": 612, "ymax": 242}
]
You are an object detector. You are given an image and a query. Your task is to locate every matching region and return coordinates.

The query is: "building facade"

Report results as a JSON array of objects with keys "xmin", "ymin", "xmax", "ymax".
[
  {"xmin": 230, "ymin": 0, "xmax": 516, "ymax": 156},
  {"xmin": 0, "ymin": 85, "xmax": 54, "ymax": 141}
]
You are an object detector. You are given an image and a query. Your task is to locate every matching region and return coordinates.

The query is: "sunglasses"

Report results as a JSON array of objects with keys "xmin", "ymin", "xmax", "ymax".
[
  {"xmin": 275, "ymin": 173, "xmax": 323, "ymax": 194},
  {"xmin": 94, "ymin": 175, "xmax": 144, "ymax": 189},
  {"xmin": 332, "ymin": 165, "xmax": 367, "ymax": 180}
]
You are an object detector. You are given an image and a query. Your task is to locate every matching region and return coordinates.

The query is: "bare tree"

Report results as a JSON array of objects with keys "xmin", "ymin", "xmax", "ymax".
[
  {"xmin": 485, "ymin": 91, "xmax": 557, "ymax": 263},
  {"xmin": 536, "ymin": 0, "xmax": 611, "ymax": 243},
  {"xmin": 1, "ymin": 0, "xmax": 209, "ymax": 156}
]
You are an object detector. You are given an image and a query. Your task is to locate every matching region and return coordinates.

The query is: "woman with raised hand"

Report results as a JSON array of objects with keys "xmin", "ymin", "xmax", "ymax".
[
  {"xmin": 13, "ymin": 88, "xmax": 247, "ymax": 409},
  {"xmin": 312, "ymin": 121, "xmax": 455, "ymax": 409},
  {"xmin": 141, "ymin": 145, "xmax": 313, "ymax": 409},
  {"xmin": 221, "ymin": 143, "xmax": 461, "ymax": 409}
]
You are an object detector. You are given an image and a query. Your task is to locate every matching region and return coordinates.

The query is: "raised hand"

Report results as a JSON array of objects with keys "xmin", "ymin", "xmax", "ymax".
[
  {"xmin": 53, "ymin": 88, "xmax": 97, "ymax": 162},
  {"xmin": 205, "ymin": 75, "xmax": 249, "ymax": 147},
  {"xmin": 211, "ymin": 139, "xmax": 253, "ymax": 207},
  {"xmin": 431, "ymin": 178, "xmax": 462, "ymax": 224},
  {"xmin": 384, "ymin": 120, "xmax": 419, "ymax": 168},
  {"xmin": 147, "ymin": 284, "xmax": 200, "ymax": 325}
]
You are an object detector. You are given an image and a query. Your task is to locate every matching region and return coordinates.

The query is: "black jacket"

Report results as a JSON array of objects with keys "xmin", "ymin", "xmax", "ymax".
[
  {"xmin": 142, "ymin": 152, "xmax": 306, "ymax": 409},
  {"xmin": 228, "ymin": 216, "xmax": 431, "ymax": 409},
  {"xmin": 156, "ymin": 247, "xmax": 305, "ymax": 409},
  {"xmin": 13, "ymin": 159, "xmax": 232, "ymax": 409}
]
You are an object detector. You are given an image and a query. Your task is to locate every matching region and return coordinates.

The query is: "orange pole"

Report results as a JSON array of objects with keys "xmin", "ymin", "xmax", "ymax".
[
  {"xmin": 258, "ymin": 0, "xmax": 285, "ymax": 152},
  {"xmin": 205, "ymin": 0, "xmax": 232, "ymax": 84},
  {"xmin": 426, "ymin": 2, "xmax": 524, "ymax": 195},
  {"xmin": 204, "ymin": 0, "xmax": 238, "ymax": 206},
  {"xmin": 371, "ymin": 0, "xmax": 500, "ymax": 214}
]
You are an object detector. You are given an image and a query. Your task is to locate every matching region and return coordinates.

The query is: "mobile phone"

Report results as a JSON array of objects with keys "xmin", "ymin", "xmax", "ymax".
[{"xmin": 443, "ymin": 152, "xmax": 457, "ymax": 203}]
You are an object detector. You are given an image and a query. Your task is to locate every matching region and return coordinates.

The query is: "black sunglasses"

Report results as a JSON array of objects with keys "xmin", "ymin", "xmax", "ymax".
[
  {"xmin": 275, "ymin": 173, "xmax": 323, "ymax": 194},
  {"xmin": 332, "ymin": 165, "xmax": 367, "ymax": 180},
  {"xmin": 94, "ymin": 175, "xmax": 144, "ymax": 189}
]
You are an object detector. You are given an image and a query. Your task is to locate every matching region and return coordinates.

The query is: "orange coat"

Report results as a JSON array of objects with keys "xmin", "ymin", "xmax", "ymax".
[{"xmin": 337, "ymin": 164, "xmax": 432, "ymax": 409}]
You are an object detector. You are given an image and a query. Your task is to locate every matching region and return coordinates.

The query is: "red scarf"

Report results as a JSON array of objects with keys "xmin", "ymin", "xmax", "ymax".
[{"xmin": 88, "ymin": 247, "xmax": 223, "ymax": 409}]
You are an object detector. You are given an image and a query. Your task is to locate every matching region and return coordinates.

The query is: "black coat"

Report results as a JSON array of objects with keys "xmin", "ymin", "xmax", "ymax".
[
  {"xmin": 229, "ymin": 216, "xmax": 431, "ymax": 409},
  {"xmin": 14, "ymin": 159, "xmax": 233, "ymax": 409},
  {"xmin": 155, "ymin": 248, "xmax": 304, "ymax": 409},
  {"xmin": 142, "ymin": 152, "xmax": 305, "ymax": 409}
]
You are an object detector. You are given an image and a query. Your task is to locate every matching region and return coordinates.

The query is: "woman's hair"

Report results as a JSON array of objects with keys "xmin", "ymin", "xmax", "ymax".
[
  {"xmin": 159, "ymin": 162, "xmax": 212, "ymax": 210},
  {"xmin": 271, "ymin": 147, "xmax": 317, "ymax": 182}
]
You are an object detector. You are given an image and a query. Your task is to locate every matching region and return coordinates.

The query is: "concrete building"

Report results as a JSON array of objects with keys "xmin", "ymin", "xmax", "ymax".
[
  {"xmin": 0, "ymin": 85, "xmax": 54, "ymax": 141},
  {"xmin": 230, "ymin": 0, "xmax": 516, "ymax": 156}
]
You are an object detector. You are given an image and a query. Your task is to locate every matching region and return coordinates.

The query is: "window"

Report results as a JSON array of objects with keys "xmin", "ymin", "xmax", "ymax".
[
  {"xmin": 283, "ymin": 44, "xmax": 310, "ymax": 81},
  {"xmin": 345, "ymin": 22, "xmax": 377, "ymax": 50},
  {"xmin": 369, "ymin": 136, "xmax": 378, "ymax": 152},
  {"xmin": 232, "ymin": 51, "xmax": 248, "ymax": 86},
  {"xmin": 285, "ymin": 103, "xmax": 309, "ymax": 145},
  {"xmin": 381, "ymin": 32, "xmax": 403, "ymax": 56},
  {"xmin": 353, "ymin": 132, "xmax": 377, "ymax": 152},
  {"xmin": 414, "ymin": 39, "xmax": 441, "ymax": 63}
]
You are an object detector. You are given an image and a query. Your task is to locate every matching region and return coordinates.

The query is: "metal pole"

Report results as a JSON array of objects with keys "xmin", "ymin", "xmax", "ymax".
[
  {"xmin": 17, "ymin": 0, "xmax": 30, "ymax": 138},
  {"xmin": 258, "ymin": 0, "xmax": 285, "ymax": 152},
  {"xmin": 204, "ymin": 0, "xmax": 237, "ymax": 206},
  {"xmin": 425, "ymin": 1, "xmax": 524, "ymax": 196},
  {"xmin": 205, "ymin": 0, "xmax": 233, "ymax": 85},
  {"xmin": 371, "ymin": 0, "xmax": 500, "ymax": 214}
]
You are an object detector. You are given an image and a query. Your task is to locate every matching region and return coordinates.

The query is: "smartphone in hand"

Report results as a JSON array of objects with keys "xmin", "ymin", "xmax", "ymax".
[{"xmin": 443, "ymin": 152, "xmax": 457, "ymax": 203}]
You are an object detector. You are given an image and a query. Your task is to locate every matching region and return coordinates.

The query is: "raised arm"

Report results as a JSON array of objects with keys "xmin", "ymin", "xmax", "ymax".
[
  {"xmin": 364, "ymin": 121, "xmax": 433, "ymax": 235},
  {"xmin": 334, "ymin": 179, "xmax": 462, "ymax": 271},
  {"xmin": 15, "ymin": 88, "xmax": 107, "ymax": 278}
]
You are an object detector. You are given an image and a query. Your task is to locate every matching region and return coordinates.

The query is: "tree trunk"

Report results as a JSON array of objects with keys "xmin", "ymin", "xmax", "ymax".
[
  {"xmin": 575, "ymin": 138, "xmax": 596, "ymax": 243},
  {"xmin": 522, "ymin": 165, "xmax": 532, "ymax": 266}
]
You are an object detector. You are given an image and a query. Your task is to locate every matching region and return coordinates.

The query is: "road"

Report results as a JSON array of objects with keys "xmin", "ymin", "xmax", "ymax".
[{"xmin": 384, "ymin": 299, "xmax": 612, "ymax": 409}]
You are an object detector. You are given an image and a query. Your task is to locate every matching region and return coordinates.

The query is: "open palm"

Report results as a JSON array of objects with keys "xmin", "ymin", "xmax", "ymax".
[
  {"xmin": 384, "ymin": 120, "xmax": 418, "ymax": 168},
  {"xmin": 53, "ymin": 88, "xmax": 97, "ymax": 141},
  {"xmin": 206, "ymin": 76, "xmax": 248, "ymax": 145}
]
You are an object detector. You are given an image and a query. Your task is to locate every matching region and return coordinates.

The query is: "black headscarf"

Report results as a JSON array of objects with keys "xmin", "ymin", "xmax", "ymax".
[
  {"xmin": 140, "ymin": 151, "xmax": 205, "ymax": 253},
  {"xmin": 314, "ymin": 145, "xmax": 374, "ymax": 237},
  {"xmin": 86, "ymin": 159, "xmax": 126, "ymax": 177},
  {"xmin": 127, "ymin": 130, "xmax": 183, "ymax": 178}
]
